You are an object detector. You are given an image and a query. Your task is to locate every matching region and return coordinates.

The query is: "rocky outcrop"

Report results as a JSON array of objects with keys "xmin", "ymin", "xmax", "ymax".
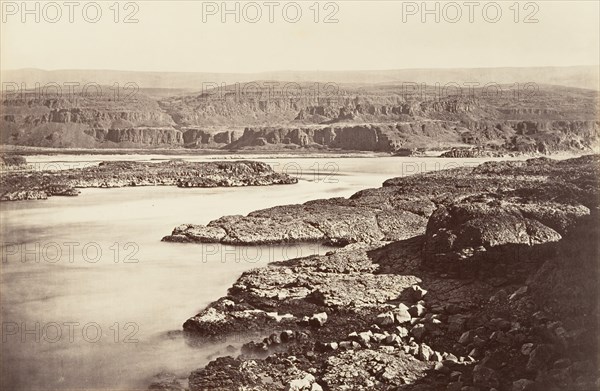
[
  {"xmin": 168, "ymin": 155, "xmax": 599, "ymax": 391},
  {"xmin": 422, "ymin": 194, "xmax": 590, "ymax": 278},
  {"xmin": 0, "ymin": 160, "xmax": 297, "ymax": 201},
  {"xmin": 164, "ymin": 156, "xmax": 599, "ymax": 246},
  {"xmin": 163, "ymin": 198, "xmax": 431, "ymax": 245}
]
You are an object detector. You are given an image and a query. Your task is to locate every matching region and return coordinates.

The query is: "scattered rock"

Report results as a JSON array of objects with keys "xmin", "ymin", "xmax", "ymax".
[
  {"xmin": 394, "ymin": 303, "xmax": 413, "ymax": 324},
  {"xmin": 309, "ymin": 312, "xmax": 328, "ymax": 327},
  {"xmin": 376, "ymin": 312, "xmax": 396, "ymax": 326},
  {"xmin": 288, "ymin": 373, "xmax": 319, "ymax": 391},
  {"xmin": 409, "ymin": 303, "xmax": 426, "ymax": 317},
  {"xmin": 418, "ymin": 343, "xmax": 434, "ymax": 361}
]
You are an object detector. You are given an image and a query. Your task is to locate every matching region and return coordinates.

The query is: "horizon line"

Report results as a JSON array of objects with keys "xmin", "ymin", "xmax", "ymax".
[{"xmin": 2, "ymin": 64, "xmax": 600, "ymax": 75}]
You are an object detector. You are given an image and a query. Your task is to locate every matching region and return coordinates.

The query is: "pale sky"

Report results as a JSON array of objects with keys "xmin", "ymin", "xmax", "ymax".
[{"xmin": 1, "ymin": 0, "xmax": 599, "ymax": 72}]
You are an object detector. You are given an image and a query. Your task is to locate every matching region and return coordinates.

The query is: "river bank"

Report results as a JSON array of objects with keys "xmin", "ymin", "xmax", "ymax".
[{"xmin": 165, "ymin": 155, "xmax": 599, "ymax": 391}]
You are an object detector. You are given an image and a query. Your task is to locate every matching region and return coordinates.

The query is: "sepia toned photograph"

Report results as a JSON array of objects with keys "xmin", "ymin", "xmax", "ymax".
[{"xmin": 0, "ymin": 1, "xmax": 599, "ymax": 390}]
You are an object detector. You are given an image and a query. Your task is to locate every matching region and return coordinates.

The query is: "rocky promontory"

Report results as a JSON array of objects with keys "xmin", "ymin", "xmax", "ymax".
[
  {"xmin": 0, "ymin": 160, "xmax": 297, "ymax": 201},
  {"xmin": 162, "ymin": 155, "xmax": 599, "ymax": 391}
]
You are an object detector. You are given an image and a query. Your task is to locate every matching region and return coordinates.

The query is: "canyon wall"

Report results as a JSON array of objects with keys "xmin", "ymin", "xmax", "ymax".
[{"xmin": 1, "ymin": 84, "xmax": 598, "ymax": 153}]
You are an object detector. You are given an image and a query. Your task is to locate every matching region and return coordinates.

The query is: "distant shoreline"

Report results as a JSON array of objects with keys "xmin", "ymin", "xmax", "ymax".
[
  {"xmin": 0, "ymin": 145, "xmax": 392, "ymax": 158},
  {"xmin": 0, "ymin": 145, "xmax": 592, "ymax": 161}
]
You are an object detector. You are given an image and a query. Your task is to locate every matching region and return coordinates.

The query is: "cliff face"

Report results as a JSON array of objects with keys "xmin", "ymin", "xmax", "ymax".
[
  {"xmin": 160, "ymin": 95, "xmax": 479, "ymax": 126},
  {"xmin": 181, "ymin": 128, "xmax": 239, "ymax": 148},
  {"xmin": 85, "ymin": 128, "xmax": 184, "ymax": 145},
  {"xmin": 296, "ymin": 99, "xmax": 479, "ymax": 121},
  {"xmin": 38, "ymin": 108, "xmax": 174, "ymax": 127},
  {"xmin": 223, "ymin": 120, "xmax": 599, "ymax": 154},
  {"xmin": 1, "ymin": 84, "xmax": 598, "ymax": 152},
  {"xmin": 227, "ymin": 122, "xmax": 462, "ymax": 151},
  {"xmin": 0, "ymin": 93, "xmax": 181, "ymax": 147}
]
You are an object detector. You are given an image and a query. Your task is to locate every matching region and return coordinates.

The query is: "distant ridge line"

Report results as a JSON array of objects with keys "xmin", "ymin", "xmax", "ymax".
[{"xmin": 2, "ymin": 66, "xmax": 599, "ymax": 90}]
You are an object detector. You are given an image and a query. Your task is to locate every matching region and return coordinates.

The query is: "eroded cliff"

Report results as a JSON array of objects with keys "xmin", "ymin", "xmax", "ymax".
[{"xmin": 2, "ymin": 83, "xmax": 598, "ymax": 153}]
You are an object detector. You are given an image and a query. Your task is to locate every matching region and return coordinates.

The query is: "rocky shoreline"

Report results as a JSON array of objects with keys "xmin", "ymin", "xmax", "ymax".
[
  {"xmin": 159, "ymin": 155, "xmax": 599, "ymax": 391},
  {"xmin": 0, "ymin": 160, "xmax": 297, "ymax": 201}
]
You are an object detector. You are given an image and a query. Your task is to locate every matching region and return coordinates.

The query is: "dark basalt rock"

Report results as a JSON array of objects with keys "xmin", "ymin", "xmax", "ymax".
[
  {"xmin": 169, "ymin": 155, "xmax": 599, "ymax": 391},
  {"xmin": 164, "ymin": 155, "xmax": 599, "ymax": 247},
  {"xmin": 0, "ymin": 160, "xmax": 297, "ymax": 201},
  {"xmin": 421, "ymin": 196, "xmax": 590, "ymax": 276}
]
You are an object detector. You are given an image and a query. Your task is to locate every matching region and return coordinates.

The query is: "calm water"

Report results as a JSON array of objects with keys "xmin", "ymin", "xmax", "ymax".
[{"xmin": 0, "ymin": 154, "xmax": 561, "ymax": 390}]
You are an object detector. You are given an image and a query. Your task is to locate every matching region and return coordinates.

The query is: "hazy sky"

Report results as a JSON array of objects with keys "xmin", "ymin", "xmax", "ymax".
[{"xmin": 1, "ymin": 0, "xmax": 599, "ymax": 72}]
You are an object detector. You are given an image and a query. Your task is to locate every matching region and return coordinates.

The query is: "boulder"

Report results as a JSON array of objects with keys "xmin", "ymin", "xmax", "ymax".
[
  {"xmin": 376, "ymin": 312, "xmax": 396, "ymax": 326},
  {"xmin": 309, "ymin": 312, "xmax": 328, "ymax": 327},
  {"xmin": 394, "ymin": 304, "xmax": 413, "ymax": 324}
]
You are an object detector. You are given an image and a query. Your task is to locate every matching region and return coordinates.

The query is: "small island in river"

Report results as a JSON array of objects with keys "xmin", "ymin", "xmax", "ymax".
[{"xmin": 0, "ymin": 158, "xmax": 297, "ymax": 201}]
